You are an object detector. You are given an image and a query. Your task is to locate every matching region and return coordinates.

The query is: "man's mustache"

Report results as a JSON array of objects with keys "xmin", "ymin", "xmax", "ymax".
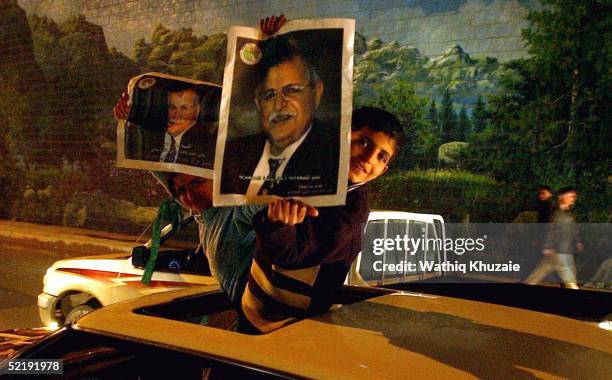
[
  {"xmin": 168, "ymin": 118, "xmax": 192, "ymax": 125},
  {"xmin": 268, "ymin": 111, "xmax": 296, "ymax": 123}
]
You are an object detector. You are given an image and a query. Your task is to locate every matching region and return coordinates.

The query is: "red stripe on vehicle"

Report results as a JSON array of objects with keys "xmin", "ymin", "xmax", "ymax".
[
  {"xmin": 56, "ymin": 268, "xmax": 203, "ymax": 287},
  {"xmin": 57, "ymin": 268, "xmax": 136, "ymax": 282},
  {"xmin": 123, "ymin": 280, "xmax": 201, "ymax": 288}
]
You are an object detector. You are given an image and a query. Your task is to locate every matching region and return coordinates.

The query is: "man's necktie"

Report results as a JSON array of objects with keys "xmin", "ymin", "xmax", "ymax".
[
  {"xmin": 259, "ymin": 158, "xmax": 284, "ymax": 195},
  {"xmin": 164, "ymin": 136, "xmax": 176, "ymax": 163}
]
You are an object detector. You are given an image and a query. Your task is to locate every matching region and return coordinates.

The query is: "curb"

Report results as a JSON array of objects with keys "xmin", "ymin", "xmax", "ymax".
[{"xmin": 0, "ymin": 220, "xmax": 143, "ymax": 256}]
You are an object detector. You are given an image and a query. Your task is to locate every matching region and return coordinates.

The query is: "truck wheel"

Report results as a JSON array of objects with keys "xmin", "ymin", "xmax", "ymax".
[{"xmin": 65, "ymin": 304, "xmax": 96, "ymax": 324}]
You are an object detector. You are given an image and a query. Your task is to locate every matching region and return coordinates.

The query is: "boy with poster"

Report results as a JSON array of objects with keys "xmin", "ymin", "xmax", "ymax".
[
  {"xmin": 111, "ymin": 16, "xmax": 283, "ymax": 309},
  {"xmin": 241, "ymin": 107, "xmax": 405, "ymax": 333}
]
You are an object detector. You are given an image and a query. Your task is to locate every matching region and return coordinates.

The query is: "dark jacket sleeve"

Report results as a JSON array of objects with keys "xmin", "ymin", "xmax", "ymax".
[{"xmin": 253, "ymin": 188, "xmax": 369, "ymax": 269}]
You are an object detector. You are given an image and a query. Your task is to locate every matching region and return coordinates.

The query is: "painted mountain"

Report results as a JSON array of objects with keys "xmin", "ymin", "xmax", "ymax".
[{"xmin": 354, "ymin": 37, "xmax": 513, "ymax": 109}]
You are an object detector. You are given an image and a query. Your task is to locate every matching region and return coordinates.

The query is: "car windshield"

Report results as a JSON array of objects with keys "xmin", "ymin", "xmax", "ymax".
[{"xmin": 10, "ymin": 328, "xmax": 283, "ymax": 379}]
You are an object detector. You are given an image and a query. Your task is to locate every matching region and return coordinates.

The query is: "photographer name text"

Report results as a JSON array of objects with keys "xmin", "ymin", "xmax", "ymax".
[{"xmin": 373, "ymin": 260, "xmax": 521, "ymax": 273}]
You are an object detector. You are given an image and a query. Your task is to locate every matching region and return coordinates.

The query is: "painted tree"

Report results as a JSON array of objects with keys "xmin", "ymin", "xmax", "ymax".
[
  {"xmin": 456, "ymin": 106, "xmax": 470, "ymax": 141},
  {"xmin": 134, "ymin": 24, "xmax": 226, "ymax": 84},
  {"xmin": 523, "ymin": 0, "xmax": 611, "ymax": 215},
  {"xmin": 29, "ymin": 14, "xmax": 139, "ymax": 165},
  {"xmin": 439, "ymin": 89, "xmax": 455, "ymax": 143},
  {"xmin": 471, "ymin": 96, "xmax": 489, "ymax": 134},
  {"xmin": 361, "ymin": 80, "xmax": 432, "ymax": 169},
  {"xmin": 427, "ymin": 98, "xmax": 438, "ymax": 129},
  {"xmin": 422, "ymin": 98, "xmax": 443, "ymax": 165},
  {"xmin": 134, "ymin": 38, "xmax": 151, "ymax": 66},
  {"xmin": 461, "ymin": 0, "xmax": 610, "ymax": 220}
]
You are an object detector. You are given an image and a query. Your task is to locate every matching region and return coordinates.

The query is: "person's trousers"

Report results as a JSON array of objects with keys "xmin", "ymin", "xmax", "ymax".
[{"xmin": 525, "ymin": 253, "xmax": 578, "ymax": 289}]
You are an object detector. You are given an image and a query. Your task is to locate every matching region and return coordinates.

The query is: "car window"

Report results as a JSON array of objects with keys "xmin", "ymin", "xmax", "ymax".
[
  {"xmin": 433, "ymin": 219, "xmax": 444, "ymax": 240},
  {"xmin": 384, "ymin": 219, "xmax": 408, "ymax": 280},
  {"xmin": 360, "ymin": 220, "xmax": 386, "ymax": 284},
  {"xmin": 408, "ymin": 219, "xmax": 427, "ymax": 259},
  {"xmin": 132, "ymin": 218, "xmax": 209, "ymax": 275},
  {"xmin": 358, "ymin": 218, "xmax": 445, "ymax": 286},
  {"xmin": 161, "ymin": 218, "xmax": 199, "ymax": 251},
  {"xmin": 426, "ymin": 222, "xmax": 442, "ymax": 264}
]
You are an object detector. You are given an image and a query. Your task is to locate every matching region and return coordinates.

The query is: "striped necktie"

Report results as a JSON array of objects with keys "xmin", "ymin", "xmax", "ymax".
[
  {"xmin": 164, "ymin": 136, "xmax": 176, "ymax": 163},
  {"xmin": 259, "ymin": 158, "xmax": 284, "ymax": 195}
]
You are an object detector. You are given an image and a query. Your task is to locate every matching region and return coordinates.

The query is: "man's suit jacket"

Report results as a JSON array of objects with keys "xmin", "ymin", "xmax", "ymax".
[
  {"xmin": 126, "ymin": 121, "xmax": 217, "ymax": 169},
  {"xmin": 221, "ymin": 120, "xmax": 339, "ymax": 197}
]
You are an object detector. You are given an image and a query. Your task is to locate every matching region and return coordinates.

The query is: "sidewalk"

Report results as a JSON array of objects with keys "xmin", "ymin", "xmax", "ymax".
[{"xmin": 0, "ymin": 219, "xmax": 146, "ymax": 255}]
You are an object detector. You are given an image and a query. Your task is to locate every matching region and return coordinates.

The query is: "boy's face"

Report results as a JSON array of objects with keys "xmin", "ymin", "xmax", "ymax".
[
  {"xmin": 349, "ymin": 126, "xmax": 397, "ymax": 184},
  {"xmin": 171, "ymin": 174, "xmax": 212, "ymax": 214}
]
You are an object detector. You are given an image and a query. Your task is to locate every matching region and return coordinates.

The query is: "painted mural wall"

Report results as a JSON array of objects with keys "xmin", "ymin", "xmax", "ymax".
[
  {"xmin": 19, "ymin": 0, "xmax": 535, "ymax": 61},
  {"xmin": 0, "ymin": 0, "xmax": 609, "ymax": 232}
]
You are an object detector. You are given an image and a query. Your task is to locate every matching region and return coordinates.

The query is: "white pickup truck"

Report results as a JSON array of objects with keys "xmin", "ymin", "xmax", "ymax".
[{"xmin": 38, "ymin": 211, "xmax": 446, "ymax": 327}]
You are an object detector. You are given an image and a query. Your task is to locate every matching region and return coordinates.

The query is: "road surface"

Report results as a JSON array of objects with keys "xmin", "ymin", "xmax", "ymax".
[{"xmin": 0, "ymin": 242, "xmax": 112, "ymax": 330}]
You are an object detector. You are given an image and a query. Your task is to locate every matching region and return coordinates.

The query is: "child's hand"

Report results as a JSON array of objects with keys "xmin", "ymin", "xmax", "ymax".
[
  {"xmin": 267, "ymin": 198, "xmax": 318, "ymax": 225},
  {"xmin": 113, "ymin": 91, "xmax": 130, "ymax": 121},
  {"xmin": 260, "ymin": 15, "xmax": 286, "ymax": 37}
]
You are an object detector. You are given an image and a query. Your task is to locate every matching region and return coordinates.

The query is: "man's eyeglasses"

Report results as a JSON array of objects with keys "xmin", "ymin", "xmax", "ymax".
[
  {"xmin": 168, "ymin": 104, "xmax": 197, "ymax": 114},
  {"xmin": 257, "ymin": 83, "xmax": 313, "ymax": 104}
]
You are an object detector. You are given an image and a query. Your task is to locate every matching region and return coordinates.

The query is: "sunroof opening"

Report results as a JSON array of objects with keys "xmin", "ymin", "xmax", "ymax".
[{"xmin": 133, "ymin": 286, "xmax": 394, "ymax": 333}]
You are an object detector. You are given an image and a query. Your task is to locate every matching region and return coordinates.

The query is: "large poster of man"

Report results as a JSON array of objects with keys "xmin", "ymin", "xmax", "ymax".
[
  {"xmin": 214, "ymin": 19, "xmax": 354, "ymax": 206},
  {"xmin": 116, "ymin": 72, "xmax": 221, "ymax": 178}
]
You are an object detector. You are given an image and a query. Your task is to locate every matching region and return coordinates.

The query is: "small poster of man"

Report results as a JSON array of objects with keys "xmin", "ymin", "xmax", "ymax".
[
  {"xmin": 116, "ymin": 72, "xmax": 221, "ymax": 178},
  {"xmin": 214, "ymin": 19, "xmax": 355, "ymax": 206}
]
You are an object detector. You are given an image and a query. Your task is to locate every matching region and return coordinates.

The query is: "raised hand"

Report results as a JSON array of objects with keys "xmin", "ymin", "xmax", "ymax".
[
  {"xmin": 260, "ymin": 14, "xmax": 286, "ymax": 37},
  {"xmin": 113, "ymin": 91, "xmax": 130, "ymax": 121}
]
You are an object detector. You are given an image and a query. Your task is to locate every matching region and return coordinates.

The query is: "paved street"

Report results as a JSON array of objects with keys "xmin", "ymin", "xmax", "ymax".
[
  {"xmin": 0, "ymin": 220, "xmax": 142, "ymax": 330},
  {"xmin": 0, "ymin": 242, "xmax": 77, "ymax": 329}
]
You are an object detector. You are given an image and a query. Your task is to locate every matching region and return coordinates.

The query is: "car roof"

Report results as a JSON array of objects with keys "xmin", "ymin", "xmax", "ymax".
[
  {"xmin": 368, "ymin": 210, "xmax": 445, "ymax": 224},
  {"xmin": 75, "ymin": 285, "xmax": 612, "ymax": 379}
]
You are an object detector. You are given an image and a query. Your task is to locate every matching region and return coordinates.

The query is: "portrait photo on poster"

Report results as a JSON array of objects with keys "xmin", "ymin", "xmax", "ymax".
[
  {"xmin": 214, "ymin": 19, "xmax": 354, "ymax": 207},
  {"xmin": 116, "ymin": 72, "xmax": 221, "ymax": 178}
]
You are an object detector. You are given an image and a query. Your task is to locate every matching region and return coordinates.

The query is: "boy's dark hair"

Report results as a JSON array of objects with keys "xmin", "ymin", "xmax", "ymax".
[
  {"xmin": 538, "ymin": 185, "xmax": 552, "ymax": 193},
  {"xmin": 557, "ymin": 186, "xmax": 577, "ymax": 196},
  {"xmin": 352, "ymin": 106, "xmax": 406, "ymax": 158}
]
